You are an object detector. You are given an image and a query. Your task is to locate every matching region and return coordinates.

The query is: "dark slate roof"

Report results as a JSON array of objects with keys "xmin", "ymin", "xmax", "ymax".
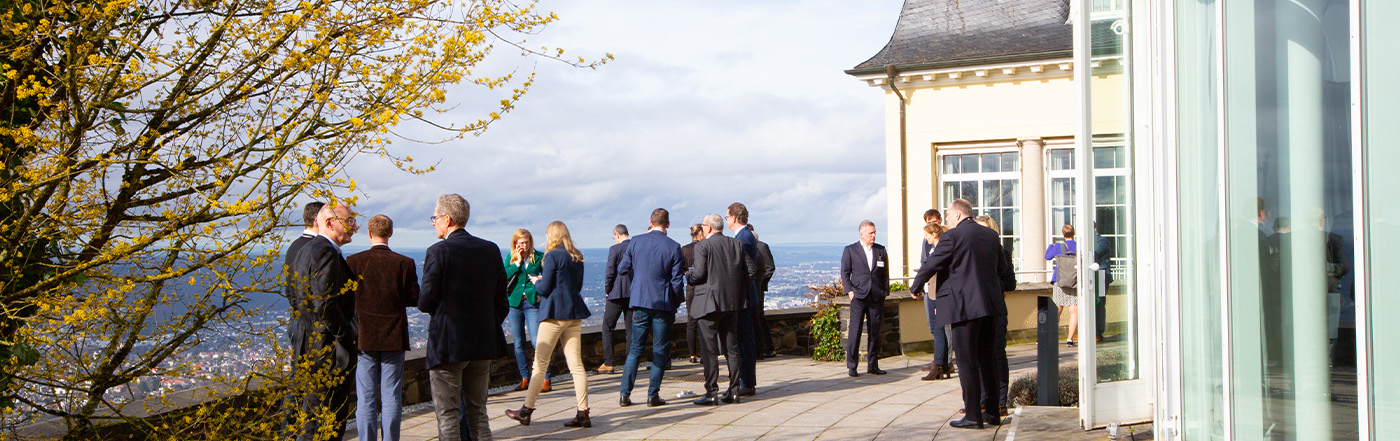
[{"xmin": 847, "ymin": 0, "xmax": 1074, "ymax": 75}]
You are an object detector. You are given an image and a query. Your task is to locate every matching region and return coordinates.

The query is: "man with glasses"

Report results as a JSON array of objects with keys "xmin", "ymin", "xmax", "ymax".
[
  {"xmin": 419, "ymin": 194, "xmax": 508, "ymax": 441},
  {"xmin": 288, "ymin": 203, "xmax": 359, "ymax": 440}
]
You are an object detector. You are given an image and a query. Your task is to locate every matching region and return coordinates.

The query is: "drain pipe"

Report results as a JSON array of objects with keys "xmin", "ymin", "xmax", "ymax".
[{"xmin": 886, "ymin": 65, "xmax": 910, "ymax": 276}]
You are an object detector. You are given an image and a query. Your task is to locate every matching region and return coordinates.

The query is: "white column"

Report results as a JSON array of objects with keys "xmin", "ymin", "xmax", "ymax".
[{"xmin": 1020, "ymin": 138, "xmax": 1048, "ymax": 282}]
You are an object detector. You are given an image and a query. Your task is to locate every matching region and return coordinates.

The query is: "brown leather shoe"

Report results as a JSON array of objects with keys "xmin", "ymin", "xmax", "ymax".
[
  {"xmin": 541, "ymin": 379, "xmax": 553, "ymax": 392},
  {"xmin": 921, "ymin": 364, "xmax": 944, "ymax": 381},
  {"xmin": 505, "ymin": 406, "xmax": 535, "ymax": 426},
  {"xmin": 920, "ymin": 363, "xmax": 934, "ymax": 372},
  {"xmin": 513, "ymin": 379, "xmax": 529, "ymax": 391},
  {"xmin": 563, "ymin": 409, "xmax": 591, "ymax": 428},
  {"xmin": 596, "ymin": 364, "xmax": 615, "ymax": 374}
]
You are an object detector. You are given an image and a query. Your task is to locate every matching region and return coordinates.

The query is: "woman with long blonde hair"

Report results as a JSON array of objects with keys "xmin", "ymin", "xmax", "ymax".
[
  {"xmin": 507, "ymin": 221, "xmax": 592, "ymax": 428},
  {"xmin": 505, "ymin": 229, "xmax": 549, "ymax": 392}
]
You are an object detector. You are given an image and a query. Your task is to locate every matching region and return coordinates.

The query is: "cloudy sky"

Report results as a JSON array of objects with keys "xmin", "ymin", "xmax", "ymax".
[{"xmin": 336, "ymin": 0, "xmax": 904, "ymax": 249}]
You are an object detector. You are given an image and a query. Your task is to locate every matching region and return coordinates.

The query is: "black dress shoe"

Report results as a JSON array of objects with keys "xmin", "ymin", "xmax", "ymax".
[
  {"xmin": 949, "ymin": 417, "xmax": 985, "ymax": 429},
  {"xmin": 720, "ymin": 393, "xmax": 740, "ymax": 404},
  {"xmin": 759, "ymin": 351, "xmax": 776, "ymax": 358},
  {"xmin": 982, "ymin": 413, "xmax": 1002, "ymax": 426},
  {"xmin": 737, "ymin": 386, "xmax": 756, "ymax": 397},
  {"xmin": 868, "ymin": 367, "xmax": 887, "ymax": 375},
  {"xmin": 848, "ymin": 369, "xmax": 860, "ymax": 377},
  {"xmin": 689, "ymin": 356, "xmax": 701, "ymax": 364},
  {"xmin": 693, "ymin": 395, "xmax": 720, "ymax": 406},
  {"xmin": 647, "ymin": 396, "xmax": 667, "ymax": 407},
  {"xmin": 619, "ymin": 396, "xmax": 633, "ymax": 407}
]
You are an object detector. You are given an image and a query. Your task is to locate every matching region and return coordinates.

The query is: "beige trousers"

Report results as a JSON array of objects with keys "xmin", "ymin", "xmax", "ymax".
[{"xmin": 524, "ymin": 319, "xmax": 589, "ymax": 411}]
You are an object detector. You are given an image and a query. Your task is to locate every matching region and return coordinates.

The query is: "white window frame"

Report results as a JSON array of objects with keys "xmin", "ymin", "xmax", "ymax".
[{"xmin": 938, "ymin": 149, "xmax": 1023, "ymax": 269}]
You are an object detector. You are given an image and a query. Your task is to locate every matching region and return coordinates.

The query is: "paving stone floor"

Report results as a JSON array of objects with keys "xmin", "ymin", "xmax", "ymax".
[{"xmin": 351, "ymin": 342, "xmax": 1082, "ymax": 441}]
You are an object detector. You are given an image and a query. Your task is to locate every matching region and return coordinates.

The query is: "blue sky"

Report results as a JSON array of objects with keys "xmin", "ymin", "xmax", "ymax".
[{"xmin": 330, "ymin": 0, "xmax": 905, "ymax": 249}]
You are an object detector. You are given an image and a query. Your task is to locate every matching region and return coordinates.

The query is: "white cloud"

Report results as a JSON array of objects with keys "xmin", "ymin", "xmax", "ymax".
[{"xmin": 336, "ymin": 0, "xmax": 904, "ymax": 248}]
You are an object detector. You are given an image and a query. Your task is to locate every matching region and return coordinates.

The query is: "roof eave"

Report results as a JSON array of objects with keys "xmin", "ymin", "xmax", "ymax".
[{"xmin": 844, "ymin": 50, "xmax": 1074, "ymax": 77}]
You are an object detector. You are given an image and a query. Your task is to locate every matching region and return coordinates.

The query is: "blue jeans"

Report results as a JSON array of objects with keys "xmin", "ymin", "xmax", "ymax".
[
  {"xmin": 507, "ymin": 302, "xmax": 547, "ymax": 379},
  {"xmin": 620, "ymin": 308, "xmax": 675, "ymax": 399},
  {"xmin": 923, "ymin": 295, "xmax": 949, "ymax": 365},
  {"xmin": 356, "ymin": 350, "xmax": 405, "ymax": 441}
]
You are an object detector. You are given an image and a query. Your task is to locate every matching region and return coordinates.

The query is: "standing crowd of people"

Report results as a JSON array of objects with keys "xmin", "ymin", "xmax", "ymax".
[{"xmin": 282, "ymin": 197, "xmax": 778, "ymax": 441}]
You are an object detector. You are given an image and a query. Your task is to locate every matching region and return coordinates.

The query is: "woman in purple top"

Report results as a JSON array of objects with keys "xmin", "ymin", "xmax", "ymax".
[{"xmin": 1045, "ymin": 224, "xmax": 1079, "ymax": 346}]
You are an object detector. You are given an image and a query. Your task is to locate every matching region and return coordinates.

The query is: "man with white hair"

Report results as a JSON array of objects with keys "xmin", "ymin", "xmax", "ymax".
[
  {"xmin": 687, "ymin": 213, "xmax": 757, "ymax": 406},
  {"xmin": 288, "ymin": 202, "xmax": 358, "ymax": 440}
]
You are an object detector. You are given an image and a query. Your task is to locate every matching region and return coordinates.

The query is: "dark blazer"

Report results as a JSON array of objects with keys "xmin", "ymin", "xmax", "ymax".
[
  {"xmin": 537, "ymin": 248, "xmax": 590, "ymax": 320},
  {"xmin": 840, "ymin": 242, "xmax": 890, "ymax": 300},
  {"xmin": 418, "ymin": 229, "xmax": 509, "ymax": 370},
  {"xmin": 604, "ymin": 239, "xmax": 632, "ymax": 301},
  {"xmin": 734, "ymin": 226, "xmax": 762, "ymax": 307},
  {"xmin": 756, "ymin": 241, "xmax": 776, "ymax": 293},
  {"xmin": 910, "ymin": 219, "xmax": 1012, "ymax": 326},
  {"xmin": 287, "ymin": 236, "xmax": 357, "ymax": 371},
  {"xmin": 687, "ymin": 233, "xmax": 757, "ymax": 319},
  {"xmin": 346, "ymin": 245, "xmax": 419, "ymax": 352},
  {"xmin": 619, "ymin": 230, "xmax": 685, "ymax": 312},
  {"xmin": 1094, "ymin": 235, "xmax": 1113, "ymax": 286}
]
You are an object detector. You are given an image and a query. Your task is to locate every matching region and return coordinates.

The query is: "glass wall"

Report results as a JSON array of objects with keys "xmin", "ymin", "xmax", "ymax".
[
  {"xmin": 1223, "ymin": 1, "xmax": 1358, "ymax": 439},
  {"xmin": 1087, "ymin": 0, "xmax": 1136, "ymax": 383},
  {"xmin": 1364, "ymin": 0, "xmax": 1400, "ymax": 438},
  {"xmin": 1175, "ymin": 0, "xmax": 1226, "ymax": 438}
]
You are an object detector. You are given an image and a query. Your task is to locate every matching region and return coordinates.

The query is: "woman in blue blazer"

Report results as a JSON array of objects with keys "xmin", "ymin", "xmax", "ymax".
[{"xmin": 507, "ymin": 221, "xmax": 592, "ymax": 429}]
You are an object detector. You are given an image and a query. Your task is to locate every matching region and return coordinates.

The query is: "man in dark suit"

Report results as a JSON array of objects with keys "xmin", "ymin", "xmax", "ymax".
[
  {"xmin": 725, "ymin": 202, "xmax": 760, "ymax": 395},
  {"xmin": 346, "ymin": 214, "xmax": 419, "ymax": 441},
  {"xmin": 839, "ymin": 220, "xmax": 890, "ymax": 377},
  {"xmin": 752, "ymin": 226, "xmax": 777, "ymax": 358},
  {"xmin": 287, "ymin": 203, "xmax": 358, "ymax": 441},
  {"xmin": 280, "ymin": 201, "xmax": 322, "ymax": 435},
  {"xmin": 419, "ymin": 194, "xmax": 508, "ymax": 441},
  {"xmin": 617, "ymin": 208, "xmax": 686, "ymax": 407},
  {"xmin": 910, "ymin": 199, "xmax": 1013, "ymax": 429},
  {"xmin": 599, "ymin": 224, "xmax": 633, "ymax": 374},
  {"xmin": 687, "ymin": 213, "xmax": 757, "ymax": 406}
]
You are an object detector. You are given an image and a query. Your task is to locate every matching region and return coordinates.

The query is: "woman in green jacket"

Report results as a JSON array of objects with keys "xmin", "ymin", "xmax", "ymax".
[{"xmin": 506, "ymin": 229, "xmax": 550, "ymax": 391}]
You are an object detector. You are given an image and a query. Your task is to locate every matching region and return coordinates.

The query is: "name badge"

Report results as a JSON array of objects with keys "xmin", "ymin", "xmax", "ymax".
[{"xmin": 876, "ymin": 261, "xmax": 885, "ymax": 268}]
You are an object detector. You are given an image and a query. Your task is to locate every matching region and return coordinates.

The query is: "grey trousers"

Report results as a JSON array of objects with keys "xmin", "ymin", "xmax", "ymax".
[{"xmin": 429, "ymin": 360, "xmax": 492, "ymax": 441}]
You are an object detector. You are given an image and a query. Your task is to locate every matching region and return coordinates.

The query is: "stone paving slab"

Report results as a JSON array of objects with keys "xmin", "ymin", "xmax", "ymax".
[{"xmin": 351, "ymin": 342, "xmax": 1080, "ymax": 440}]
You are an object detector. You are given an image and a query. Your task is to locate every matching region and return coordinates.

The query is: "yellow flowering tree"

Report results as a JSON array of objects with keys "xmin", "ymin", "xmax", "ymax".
[{"xmin": 0, "ymin": 0, "xmax": 607, "ymax": 437}]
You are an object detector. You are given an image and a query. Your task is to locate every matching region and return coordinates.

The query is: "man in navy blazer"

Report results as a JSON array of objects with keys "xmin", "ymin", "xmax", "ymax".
[
  {"xmin": 726, "ymin": 202, "xmax": 761, "ymax": 395},
  {"xmin": 839, "ymin": 220, "xmax": 890, "ymax": 377},
  {"xmin": 600, "ymin": 225, "xmax": 633, "ymax": 373},
  {"xmin": 617, "ymin": 208, "xmax": 686, "ymax": 407},
  {"xmin": 419, "ymin": 194, "xmax": 508, "ymax": 441},
  {"xmin": 910, "ymin": 199, "xmax": 1013, "ymax": 429}
]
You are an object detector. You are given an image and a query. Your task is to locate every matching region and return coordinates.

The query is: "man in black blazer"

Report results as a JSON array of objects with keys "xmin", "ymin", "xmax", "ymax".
[
  {"xmin": 687, "ymin": 213, "xmax": 757, "ymax": 406},
  {"xmin": 839, "ymin": 220, "xmax": 890, "ymax": 377},
  {"xmin": 280, "ymin": 200, "xmax": 321, "ymax": 435},
  {"xmin": 600, "ymin": 224, "xmax": 633, "ymax": 373},
  {"xmin": 910, "ymin": 199, "xmax": 1013, "ymax": 429},
  {"xmin": 753, "ymin": 230, "xmax": 777, "ymax": 359},
  {"xmin": 419, "ymin": 194, "xmax": 509, "ymax": 441},
  {"xmin": 287, "ymin": 203, "xmax": 357, "ymax": 441}
]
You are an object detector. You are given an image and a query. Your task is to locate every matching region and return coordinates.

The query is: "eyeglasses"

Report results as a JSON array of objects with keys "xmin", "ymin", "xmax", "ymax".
[
  {"xmin": 334, "ymin": 216, "xmax": 357, "ymax": 225},
  {"xmin": 430, "ymin": 214, "xmax": 448, "ymax": 223}
]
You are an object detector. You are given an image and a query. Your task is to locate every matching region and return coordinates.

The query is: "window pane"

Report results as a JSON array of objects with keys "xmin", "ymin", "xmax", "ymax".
[
  {"xmin": 1367, "ymin": 1, "xmax": 1400, "ymax": 438},
  {"xmin": 1001, "ymin": 179, "xmax": 1018, "ymax": 206},
  {"xmin": 1050, "ymin": 149, "xmax": 1074, "ymax": 170},
  {"xmin": 1002, "ymin": 152, "xmax": 1020, "ymax": 172},
  {"xmin": 982, "ymin": 153, "xmax": 1001, "ymax": 172},
  {"xmin": 983, "ymin": 180, "xmax": 1001, "ymax": 207},
  {"xmin": 961, "ymin": 155, "xmax": 979, "ymax": 174},
  {"xmin": 1001, "ymin": 209, "xmax": 1017, "ymax": 236},
  {"xmin": 1176, "ymin": 0, "xmax": 1225, "ymax": 437},
  {"xmin": 943, "ymin": 182, "xmax": 959, "ymax": 202},
  {"xmin": 1096, "ymin": 176, "xmax": 1115, "ymax": 205},
  {"xmin": 961, "ymin": 181, "xmax": 978, "ymax": 207},
  {"xmin": 1224, "ymin": 1, "xmax": 1356, "ymax": 438},
  {"xmin": 946, "ymin": 156, "xmax": 960, "ymax": 174}
]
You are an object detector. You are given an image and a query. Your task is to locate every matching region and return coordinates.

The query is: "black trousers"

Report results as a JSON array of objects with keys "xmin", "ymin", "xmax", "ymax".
[
  {"xmin": 845, "ymin": 296, "xmax": 884, "ymax": 370},
  {"xmin": 753, "ymin": 290, "xmax": 774, "ymax": 354},
  {"xmin": 949, "ymin": 315, "xmax": 998, "ymax": 422},
  {"xmin": 686, "ymin": 287, "xmax": 700, "ymax": 358},
  {"xmin": 297, "ymin": 365, "xmax": 354, "ymax": 441},
  {"xmin": 697, "ymin": 311, "xmax": 741, "ymax": 397},
  {"xmin": 993, "ymin": 313, "xmax": 1009, "ymax": 408},
  {"xmin": 601, "ymin": 298, "xmax": 633, "ymax": 366}
]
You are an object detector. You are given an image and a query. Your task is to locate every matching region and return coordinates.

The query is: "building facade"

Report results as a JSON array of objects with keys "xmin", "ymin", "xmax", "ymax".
[{"xmin": 850, "ymin": 0, "xmax": 1396, "ymax": 439}]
